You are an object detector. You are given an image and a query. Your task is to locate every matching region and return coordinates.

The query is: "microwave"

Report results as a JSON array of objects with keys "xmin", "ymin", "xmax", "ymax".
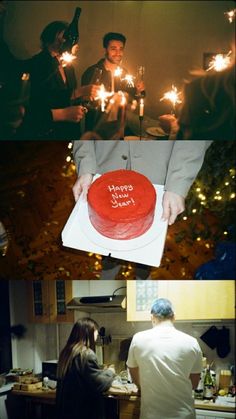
[{"xmin": 42, "ymin": 360, "xmax": 58, "ymax": 381}]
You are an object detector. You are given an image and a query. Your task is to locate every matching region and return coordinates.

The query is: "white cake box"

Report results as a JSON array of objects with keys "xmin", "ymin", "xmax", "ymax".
[{"xmin": 61, "ymin": 175, "xmax": 168, "ymax": 267}]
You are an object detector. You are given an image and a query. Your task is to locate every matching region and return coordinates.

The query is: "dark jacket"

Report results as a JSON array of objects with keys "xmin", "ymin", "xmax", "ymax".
[
  {"xmin": 56, "ymin": 350, "xmax": 115, "ymax": 419},
  {"xmin": 177, "ymin": 66, "xmax": 235, "ymax": 140}
]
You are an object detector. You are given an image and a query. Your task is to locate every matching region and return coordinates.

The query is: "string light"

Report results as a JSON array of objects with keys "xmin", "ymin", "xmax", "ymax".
[
  {"xmin": 68, "ymin": 142, "xmax": 73, "ymax": 149},
  {"xmin": 230, "ymin": 193, "xmax": 235, "ymax": 199},
  {"xmin": 192, "ymin": 209, "xmax": 197, "ymax": 213}
]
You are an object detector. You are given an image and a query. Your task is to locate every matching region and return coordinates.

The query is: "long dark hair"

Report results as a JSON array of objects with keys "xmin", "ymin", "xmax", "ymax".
[
  {"xmin": 57, "ymin": 317, "xmax": 99, "ymax": 379},
  {"xmin": 40, "ymin": 20, "xmax": 69, "ymax": 49}
]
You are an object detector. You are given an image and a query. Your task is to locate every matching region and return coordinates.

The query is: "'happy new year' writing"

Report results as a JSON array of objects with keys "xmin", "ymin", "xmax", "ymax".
[{"xmin": 107, "ymin": 184, "xmax": 136, "ymax": 208}]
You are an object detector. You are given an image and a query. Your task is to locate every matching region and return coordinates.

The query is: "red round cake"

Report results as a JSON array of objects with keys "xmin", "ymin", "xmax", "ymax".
[{"xmin": 87, "ymin": 169, "xmax": 156, "ymax": 240}]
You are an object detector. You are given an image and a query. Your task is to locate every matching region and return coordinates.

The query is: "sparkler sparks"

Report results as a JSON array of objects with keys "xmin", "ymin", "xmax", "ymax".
[
  {"xmin": 114, "ymin": 67, "xmax": 123, "ymax": 78},
  {"xmin": 207, "ymin": 51, "xmax": 232, "ymax": 72},
  {"xmin": 95, "ymin": 84, "xmax": 113, "ymax": 112},
  {"xmin": 224, "ymin": 9, "xmax": 236, "ymax": 23},
  {"xmin": 122, "ymin": 74, "xmax": 135, "ymax": 88},
  {"xmin": 160, "ymin": 85, "xmax": 182, "ymax": 111},
  {"xmin": 60, "ymin": 52, "xmax": 77, "ymax": 67}
]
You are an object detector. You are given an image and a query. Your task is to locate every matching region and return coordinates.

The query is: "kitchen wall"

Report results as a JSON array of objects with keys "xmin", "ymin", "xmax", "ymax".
[
  {"xmin": 9, "ymin": 280, "xmax": 235, "ymax": 385},
  {"xmin": 3, "ymin": 0, "xmax": 235, "ymax": 117}
]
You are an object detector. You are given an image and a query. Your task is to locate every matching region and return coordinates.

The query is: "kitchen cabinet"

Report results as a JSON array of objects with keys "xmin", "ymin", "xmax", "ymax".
[
  {"xmin": 27, "ymin": 280, "xmax": 73, "ymax": 323},
  {"xmin": 119, "ymin": 399, "xmax": 140, "ymax": 419},
  {"xmin": 127, "ymin": 280, "xmax": 235, "ymax": 321}
]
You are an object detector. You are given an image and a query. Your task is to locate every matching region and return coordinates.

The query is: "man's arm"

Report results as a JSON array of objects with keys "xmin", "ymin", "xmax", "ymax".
[
  {"xmin": 190, "ymin": 373, "xmax": 201, "ymax": 389},
  {"xmin": 165, "ymin": 140, "xmax": 212, "ymax": 198},
  {"xmin": 128, "ymin": 367, "xmax": 140, "ymax": 387}
]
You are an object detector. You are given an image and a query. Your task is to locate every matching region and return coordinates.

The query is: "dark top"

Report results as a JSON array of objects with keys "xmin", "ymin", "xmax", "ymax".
[
  {"xmin": 56, "ymin": 349, "xmax": 115, "ymax": 419},
  {"xmin": 81, "ymin": 58, "xmax": 137, "ymax": 139},
  {"xmin": 19, "ymin": 50, "xmax": 80, "ymax": 140},
  {"xmin": 177, "ymin": 66, "xmax": 235, "ymax": 140},
  {"xmin": 0, "ymin": 39, "xmax": 31, "ymax": 139}
]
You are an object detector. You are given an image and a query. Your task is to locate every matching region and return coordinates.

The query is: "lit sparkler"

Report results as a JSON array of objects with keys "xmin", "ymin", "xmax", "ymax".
[
  {"xmin": 122, "ymin": 74, "xmax": 135, "ymax": 88},
  {"xmin": 111, "ymin": 67, "xmax": 123, "ymax": 92},
  {"xmin": 207, "ymin": 51, "xmax": 232, "ymax": 72},
  {"xmin": 160, "ymin": 85, "xmax": 182, "ymax": 113},
  {"xmin": 224, "ymin": 9, "xmax": 236, "ymax": 23},
  {"xmin": 114, "ymin": 67, "xmax": 123, "ymax": 78},
  {"xmin": 60, "ymin": 52, "xmax": 77, "ymax": 67},
  {"xmin": 95, "ymin": 84, "xmax": 113, "ymax": 112}
]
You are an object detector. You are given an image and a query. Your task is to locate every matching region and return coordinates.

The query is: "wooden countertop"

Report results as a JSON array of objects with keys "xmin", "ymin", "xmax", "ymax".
[{"xmin": 11, "ymin": 389, "xmax": 235, "ymax": 413}]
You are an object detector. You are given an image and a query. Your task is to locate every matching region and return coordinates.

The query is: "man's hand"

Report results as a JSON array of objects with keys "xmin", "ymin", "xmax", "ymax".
[
  {"xmin": 161, "ymin": 191, "xmax": 185, "ymax": 225},
  {"xmin": 72, "ymin": 174, "xmax": 93, "ymax": 202},
  {"xmin": 52, "ymin": 105, "xmax": 85, "ymax": 123},
  {"xmin": 158, "ymin": 114, "xmax": 179, "ymax": 136},
  {"xmin": 77, "ymin": 84, "xmax": 101, "ymax": 101},
  {"xmin": 135, "ymin": 80, "xmax": 145, "ymax": 93}
]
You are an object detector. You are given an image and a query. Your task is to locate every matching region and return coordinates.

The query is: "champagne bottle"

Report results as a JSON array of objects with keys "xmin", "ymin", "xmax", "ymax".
[
  {"xmin": 62, "ymin": 7, "xmax": 82, "ymax": 52},
  {"xmin": 204, "ymin": 365, "xmax": 214, "ymax": 400}
]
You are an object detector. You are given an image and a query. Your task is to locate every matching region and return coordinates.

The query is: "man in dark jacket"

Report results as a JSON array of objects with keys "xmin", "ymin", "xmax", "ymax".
[{"xmin": 80, "ymin": 32, "xmax": 145, "ymax": 139}]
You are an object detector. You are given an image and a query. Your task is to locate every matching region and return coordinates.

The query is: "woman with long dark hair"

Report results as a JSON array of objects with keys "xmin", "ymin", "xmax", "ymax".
[{"xmin": 56, "ymin": 317, "xmax": 115, "ymax": 419}]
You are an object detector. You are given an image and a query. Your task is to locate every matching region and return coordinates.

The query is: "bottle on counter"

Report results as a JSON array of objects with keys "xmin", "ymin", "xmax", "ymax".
[
  {"xmin": 211, "ymin": 370, "xmax": 217, "ymax": 397},
  {"xmin": 203, "ymin": 365, "xmax": 214, "ymax": 400},
  {"xmin": 195, "ymin": 356, "xmax": 207, "ymax": 400},
  {"xmin": 194, "ymin": 370, "xmax": 204, "ymax": 399},
  {"xmin": 62, "ymin": 7, "xmax": 81, "ymax": 52}
]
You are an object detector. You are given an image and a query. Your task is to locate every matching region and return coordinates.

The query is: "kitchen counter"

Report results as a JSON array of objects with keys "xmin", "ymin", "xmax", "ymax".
[{"xmin": 11, "ymin": 387, "xmax": 235, "ymax": 411}]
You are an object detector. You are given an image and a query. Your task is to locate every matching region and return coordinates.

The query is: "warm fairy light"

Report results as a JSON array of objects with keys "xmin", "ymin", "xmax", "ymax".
[
  {"xmin": 60, "ymin": 52, "xmax": 76, "ymax": 67},
  {"xmin": 230, "ymin": 193, "xmax": 235, "ymax": 199},
  {"xmin": 224, "ymin": 231, "xmax": 228, "ymax": 235},
  {"xmin": 198, "ymin": 194, "xmax": 206, "ymax": 200},
  {"xmin": 196, "ymin": 237, "xmax": 201, "ymax": 241},
  {"xmin": 206, "ymin": 51, "xmax": 232, "ymax": 72},
  {"xmin": 95, "ymin": 84, "xmax": 113, "ymax": 112},
  {"xmin": 160, "ymin": 85, "xmax": 182, "ymax": 112},
  {"xmin": 196, "ymin": 187, "xmax": 201, "ymax": 192},
  {"xmin": 205, "ymin": 243, "xmax": 210, "ymax": 248},
  {"xmin": 224, "ymin": 9, "xmax": 236, "ymax": 23},
  {"xmin": 229, "ymin": 168, "xmax": 235, "ymax": 176},
  {"xmin": 68, "ymin": 142, "xmax": 73, "ymax": 149},
  {"xmin": 183, "ymin": 216, "xmax": 188, "ymax": 221},
  {"xmin": 122, "ymin": 74, "xmax": 135, "ymax": 87},
  {"xmin": 192, "ymin": 209, "xmax": 197, "ymax": 213},
  {"xmin": 66, "ymin": 156, "xmax": 71, "ymax": 162},
  {"xmin": 216, "ymin": 191, "xmax": 220, "ymax": 194}
]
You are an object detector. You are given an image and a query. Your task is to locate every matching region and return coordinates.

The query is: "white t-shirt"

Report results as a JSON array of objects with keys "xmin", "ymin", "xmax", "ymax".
[{"xmin": 126, "ymin": 322, "xmax": 202, "ymax": 419}]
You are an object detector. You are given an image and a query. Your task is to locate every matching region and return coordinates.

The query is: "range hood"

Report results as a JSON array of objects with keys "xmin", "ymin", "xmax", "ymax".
[{"xmin": 67, "ymin": 295, "xmax": 126, "ymax": 313}]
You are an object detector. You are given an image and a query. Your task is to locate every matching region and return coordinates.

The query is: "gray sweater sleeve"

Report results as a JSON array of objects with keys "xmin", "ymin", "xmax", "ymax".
[
  {"xmin": 164, "ymin": 140, "xmax": 212, "ymax": 197},
  {"xmin": 73, "ymin": 140, "xmax": 97, "ymax": 176}
]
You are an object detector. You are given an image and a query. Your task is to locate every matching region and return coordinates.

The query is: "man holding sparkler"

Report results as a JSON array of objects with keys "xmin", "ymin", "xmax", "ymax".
[{"xmin": 80, "ymin": 32, "xmax": 145, "ymax": 139}]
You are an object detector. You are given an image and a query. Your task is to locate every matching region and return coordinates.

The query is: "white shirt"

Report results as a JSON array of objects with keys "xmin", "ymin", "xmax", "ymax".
[{"xmin": 126, "ymin": 321, "xmax": 202, "ymax": 419}]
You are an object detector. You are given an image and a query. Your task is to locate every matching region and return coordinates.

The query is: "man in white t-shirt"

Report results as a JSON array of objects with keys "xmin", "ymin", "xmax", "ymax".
[{"xmin": 126, "ymin": 298, "xmax": 203, "ymax": 419}]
